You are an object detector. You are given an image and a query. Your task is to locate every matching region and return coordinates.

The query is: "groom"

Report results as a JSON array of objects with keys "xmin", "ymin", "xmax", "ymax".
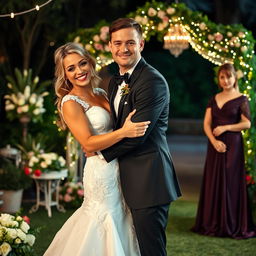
[{"xmin": 101, "ymin": 18, "xmax": 181, "ymax": 256}]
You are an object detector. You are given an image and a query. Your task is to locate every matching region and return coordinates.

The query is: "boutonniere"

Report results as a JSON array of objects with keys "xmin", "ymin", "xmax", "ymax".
[{"xmin": 120, "ymin": 84, "xmax": 130, "ymax": 97}]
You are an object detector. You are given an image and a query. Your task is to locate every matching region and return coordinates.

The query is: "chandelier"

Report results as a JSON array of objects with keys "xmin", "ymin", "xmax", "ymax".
[{"xmin": 163, "ymin": 24, "xmax": 190, "ymax": 57}]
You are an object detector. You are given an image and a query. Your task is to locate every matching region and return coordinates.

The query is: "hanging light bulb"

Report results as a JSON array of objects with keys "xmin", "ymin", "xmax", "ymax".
[{"xmin": 163, "ymin": 24, "xmax": 190, "ymax": 57}]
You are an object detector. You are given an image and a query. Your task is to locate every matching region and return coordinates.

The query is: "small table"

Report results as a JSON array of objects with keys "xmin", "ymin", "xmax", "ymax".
[{"xmin": 29, "ymin": 170, "xmax": 68, "ymax": 217}]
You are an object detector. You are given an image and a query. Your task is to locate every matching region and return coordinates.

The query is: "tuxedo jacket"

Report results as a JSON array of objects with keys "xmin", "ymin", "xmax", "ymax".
[{"xmin": 102, "ymin": 58, "xmax": 181, "ymax": 209}]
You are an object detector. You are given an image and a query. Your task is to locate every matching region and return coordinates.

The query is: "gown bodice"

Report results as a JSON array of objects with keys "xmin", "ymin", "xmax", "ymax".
[{"xmin": 61, "ymin": 88, "xmax": 113, "ymax": 135}]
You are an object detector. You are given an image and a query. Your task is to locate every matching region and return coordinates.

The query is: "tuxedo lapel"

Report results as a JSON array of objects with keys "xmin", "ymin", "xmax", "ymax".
[
  {"xmin": 115, "ymin": 58, "xmax": 146, "ymax": 128},
  {"xmin": 109, "ymin": 79, "xmax": 118, "ymax": 123}
]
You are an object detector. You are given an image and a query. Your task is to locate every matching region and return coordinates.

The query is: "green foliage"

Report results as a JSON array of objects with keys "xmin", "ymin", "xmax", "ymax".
[{"xmin": 0, "ymin": 158, "xmax": 32, "ymax": 190}]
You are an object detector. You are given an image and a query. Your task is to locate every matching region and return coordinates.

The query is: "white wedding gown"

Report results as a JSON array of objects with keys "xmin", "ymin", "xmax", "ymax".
[{"xmin": 44, "ymin": 91, "xmax": 140, "ymax": 256}]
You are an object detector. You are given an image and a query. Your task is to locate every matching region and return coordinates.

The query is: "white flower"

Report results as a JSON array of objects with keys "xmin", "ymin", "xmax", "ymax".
[
  {"xmin": 16, "ymin": 216, "xmax": 22, "ymax": 221},
  {"xmin": 15, "ymin": 238, "xmax": 22, "ymax": 244},
  {"xmin": 241, "ymin": 46, "xmax": 247, "ymax": 52},
  {"xmin": 21, "ymin": 105, "xmax": 29, "ymax": 113},
  {"xmin": 74, "ymin": 36, "xmax": 81, "ymax": 43},
  {"xmin": 141, "ymin": 17, "xmax": 148, "ymax": 25},
  {"xmin": 35, "ymin": 97, "xmax": 43, "ymax": 108},
  {"xmin": 40, "ymin": 108, "xmax": 46, "ymax": 113},
  {"xmin": 41, "ymin": 91, "xmax": 49, "ymax": 97},
  {"xmin": 148, "ymin": 7, "xmax": 157, "ymax": 17},
  {"xmin": 23, "ymin": 70, "xmax": 28, "ymax": 77},
  {"xmin": 10, "ymin": 94, "xmax": 18, "ymax": 104},
  {"xmin": 17, "ymin": 94, "xmax": 26, "ymax": 106},
  {"xmin": 33, "ymin": 76, "xmax": 39, "ymax": 84},
  {"xmin": 7, "ymin": 83, "xmax": 12, "ymax": 89},
  {"xmin": 20, "ymin": 221, "xmax": 30, "ymax": 233},
  {"xmin": 58, "ymin": 156, "xmax": 66, "ymax": 167},
  {"xmin": 238, "ymin": 31, "xmax": 245, "ymax": 38},
  {"xmin": 28, "ymin": 156, "xmax": 39, "ymax": 167},
  {"xmin": 0, "ymin": 242, "xmax": 12, "ymax": 256},
  {"xmin": 5, "ymin": 103, "xmax": 15, "ymax": 111},
  {"xmin": 16, "ymin": 228, "xmax": 26, "ymax": 241},
  {"xmin": 208, "ymin": 34, "xmax": 214, "ymax": 41},
  {"xmin": 29, "ymin": 93, "xmax": 37, "ymax": 104},
  {"xmin": 25, "ymin": 234, "xmax": 35, "ymax": 246},
  {"xmin": 40, "ymin": 161, "xmax": 48, "ymax": 168},
  {"xmin": 157, "ymin": 10, "xmax": 166, "ymax": 19},
  {"xmin": 199, "ymin": 22, "xmax": 206, "ymax": 30},
  {"xmin": 166, "ymin": 7, "xmax": 175, "ymax": 15},
  {"xmin": 33, "ymin": 108, "xmax": 41, "ymax": 115},
  {"xmin": 135, "ymin": 15, "xmax": 143, "ymax": 23},
  {"xmin": 0, "ymin": 214, "xmax": 15, "ymax": 226},
  {"xmin": 85, "ymin": 44, "xmax": 92, "ymax": 51},
  {"xmin": 24, "ymin": 85, "xmax": 31, "ymax": 99},
  {"xmin": 235, "ymin": 42, "xmax": 241, "ymax": 47},
  {"xmin": 236, "ymin": 69, "xmax": 244, "ymax": 79},
  {"xmin": 227, "ymin": 31, "xmax": 233, "ymax": 37},
  {"xmin": 6, "ymin": 228, "xmax": 18, "ymax": 239},
  {"xmin": 93, "ymin": 35, "xmax": 100, "ymax": 42}
]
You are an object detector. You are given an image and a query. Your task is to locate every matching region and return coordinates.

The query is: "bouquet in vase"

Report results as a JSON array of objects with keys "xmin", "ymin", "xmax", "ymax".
[{"xmin": 4, "ymin": 68, "xmax": 51, "ymax": 123}]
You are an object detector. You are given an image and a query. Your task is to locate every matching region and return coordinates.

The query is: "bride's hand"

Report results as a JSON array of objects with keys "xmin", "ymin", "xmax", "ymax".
[{"xmin": 121, "ymin": 109, "xmax": 150, "ymax": 138}]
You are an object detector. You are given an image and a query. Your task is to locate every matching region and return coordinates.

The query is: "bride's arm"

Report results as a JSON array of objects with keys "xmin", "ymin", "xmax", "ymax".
[{"xmin": 62, "ymin": 100, "xmax": 150, "ymax": 153}]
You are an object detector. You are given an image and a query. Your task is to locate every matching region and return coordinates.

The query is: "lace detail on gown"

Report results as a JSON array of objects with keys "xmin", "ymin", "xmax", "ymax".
[{"xmin": 44, "ymin": 90, "xmax": 140, "ymax": 256}]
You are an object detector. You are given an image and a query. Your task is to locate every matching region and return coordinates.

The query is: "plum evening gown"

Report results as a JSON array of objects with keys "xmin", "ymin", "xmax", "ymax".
[
  {"xmin": 44, "ymin": 89, "xmax": 140, "ymax": 255},
  {"xmin": 192, "ymin": 95, "xmax": 256, "ymax": 239}
]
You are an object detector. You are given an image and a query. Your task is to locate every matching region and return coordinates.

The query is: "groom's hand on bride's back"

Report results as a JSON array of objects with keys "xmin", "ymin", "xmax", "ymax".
[{"xmin": 81, "ymin": 147, "xmax": 96, "ymax": 158}]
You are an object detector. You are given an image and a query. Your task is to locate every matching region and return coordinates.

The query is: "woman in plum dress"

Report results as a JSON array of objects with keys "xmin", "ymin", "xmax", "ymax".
[
  {"xmin": 43, "ymin": 42, "xmax": 150, "ymax": 255},
  {"xmin": 192, "ymin": 63, "xmax": 256, "ymax": 239}
]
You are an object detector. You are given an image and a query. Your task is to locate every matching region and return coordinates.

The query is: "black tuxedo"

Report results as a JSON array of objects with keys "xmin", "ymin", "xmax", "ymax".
[
  {"xmin": 102, "ymin": 58, "xmax": 181, "ymax": 256},
  {"xmin": 102, "ymin": 58, "xmax": 181, "ymax": 208}
]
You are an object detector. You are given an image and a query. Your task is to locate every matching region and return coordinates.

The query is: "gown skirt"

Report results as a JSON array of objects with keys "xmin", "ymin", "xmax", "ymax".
[
  {"xmin": 192, "ymin": 95, "xmax": 256, "ymax": 239},
  {"xmin": 44, "ymin": 156, "xmax": 140, "ymax": 255}
]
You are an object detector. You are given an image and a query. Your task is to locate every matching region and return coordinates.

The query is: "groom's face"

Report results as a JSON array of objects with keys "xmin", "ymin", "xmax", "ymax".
[{"xmin": 109, "ymin": 27, "xmax": 144, "ymax": 74}]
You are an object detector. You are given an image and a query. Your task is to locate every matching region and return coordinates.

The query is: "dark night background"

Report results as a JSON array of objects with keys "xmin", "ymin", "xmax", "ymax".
[{"xmin": 0, "ymin": 0, "xmax": 256, "ymax": 148}]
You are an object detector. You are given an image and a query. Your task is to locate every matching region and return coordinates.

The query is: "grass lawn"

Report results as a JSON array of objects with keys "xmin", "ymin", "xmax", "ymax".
[{"xmin": 21, "ymin": 199, "xmax": 256, "ymax": 256}]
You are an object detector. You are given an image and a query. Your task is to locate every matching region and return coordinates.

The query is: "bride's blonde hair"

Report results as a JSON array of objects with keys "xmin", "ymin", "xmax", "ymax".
[{"xmin": 54, "ymin": 42, "xmax": 101, "ymax": 129}]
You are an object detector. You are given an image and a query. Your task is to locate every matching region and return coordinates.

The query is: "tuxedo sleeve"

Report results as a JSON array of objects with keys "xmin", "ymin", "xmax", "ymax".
[{"xmin": 101, "ymin": 74, "xmax": 169, "ymax": 162}]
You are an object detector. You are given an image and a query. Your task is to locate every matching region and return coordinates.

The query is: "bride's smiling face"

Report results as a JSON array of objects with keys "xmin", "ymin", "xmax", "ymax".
[{"xmin": 63, "ymin": 53, "xmax": 92, "ymax": 88}]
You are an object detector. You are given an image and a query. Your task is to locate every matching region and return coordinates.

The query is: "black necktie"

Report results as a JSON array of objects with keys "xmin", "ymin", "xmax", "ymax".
[{"xmin": 114, "ymin": 72, "xmax": 130, "ymax": 85}]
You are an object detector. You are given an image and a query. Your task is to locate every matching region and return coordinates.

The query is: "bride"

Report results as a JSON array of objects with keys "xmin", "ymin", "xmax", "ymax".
[{"xmin": 44, "ymin": 42, "xmax": 149, "ymax": 256}]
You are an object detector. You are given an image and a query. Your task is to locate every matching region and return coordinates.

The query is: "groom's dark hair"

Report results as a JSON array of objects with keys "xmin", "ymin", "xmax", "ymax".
[{"xmin": 109, "ymin": 18, "xmax": 143, "ymax": 41}]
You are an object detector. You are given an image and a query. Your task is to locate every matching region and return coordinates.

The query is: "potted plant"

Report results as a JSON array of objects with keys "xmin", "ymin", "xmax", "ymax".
[{"xmin": 0, "ymin": 158, "xmax": 32, "ymax": 213}]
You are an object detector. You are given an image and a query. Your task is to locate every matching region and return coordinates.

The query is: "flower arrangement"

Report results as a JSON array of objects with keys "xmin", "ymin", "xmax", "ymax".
[
  {"xmin": 0, "ymin": 213, "xmax": 39, "ymax": 256},
  {"xmin": 59, "ymin": 182, "xmax": 84, "ymax": 209},
  {"xmin": 17, "ymin": 134, "xmax": 66, "ymax": 177},
  {"xmin": 4, "ymin": 68, "xmax": 51, "ymax": 123},
  {"xmin": 24, "ymin": 152, "xmax": 66, "ymax": 177}
]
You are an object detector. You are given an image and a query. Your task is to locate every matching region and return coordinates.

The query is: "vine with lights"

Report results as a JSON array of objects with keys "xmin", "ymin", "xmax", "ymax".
[{"xmin": 69, "ymin": 0, "xmax": 256, "ymax": 196}]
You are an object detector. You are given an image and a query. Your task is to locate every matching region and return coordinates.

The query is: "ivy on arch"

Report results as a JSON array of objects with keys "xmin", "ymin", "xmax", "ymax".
[{"xmin": 69, "ymin": 1, "xmax": 256, "ymax": 195}]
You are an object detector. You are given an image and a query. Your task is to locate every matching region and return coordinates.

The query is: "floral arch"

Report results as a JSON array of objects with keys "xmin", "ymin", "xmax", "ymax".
[{"xmin": 69, "ymin": 1, "xmax": 256, "ymax": 194}]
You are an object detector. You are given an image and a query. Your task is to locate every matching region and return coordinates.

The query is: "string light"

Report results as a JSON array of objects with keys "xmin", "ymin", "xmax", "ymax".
[{"xmin": 0, "ymin": 0, "xmax": 53, "ymax": 18}]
